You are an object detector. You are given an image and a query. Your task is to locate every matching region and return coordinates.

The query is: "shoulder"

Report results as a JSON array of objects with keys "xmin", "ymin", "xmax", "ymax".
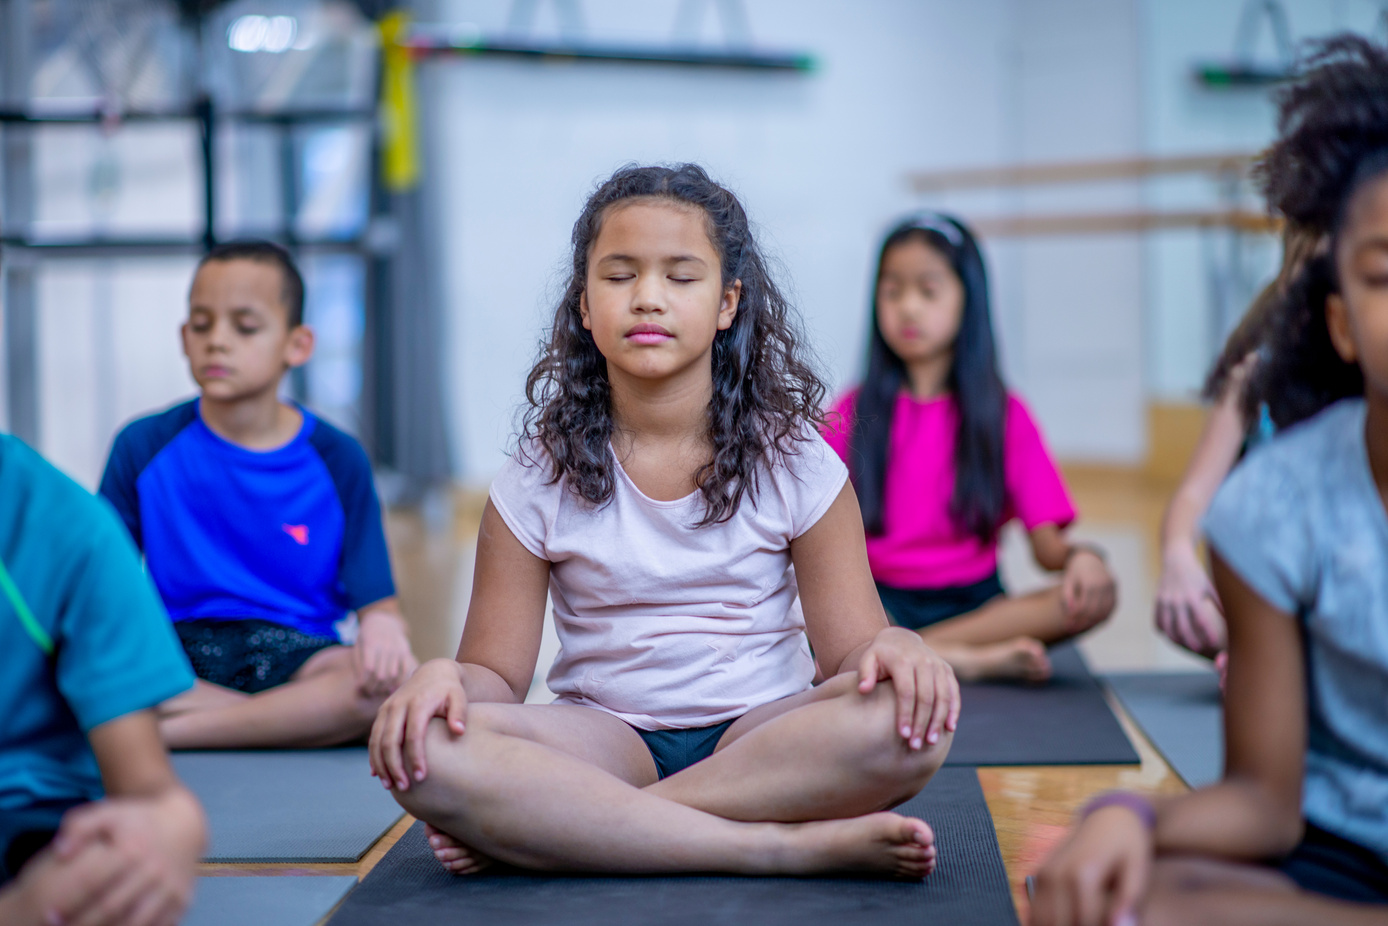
[
  {"xmin": 1004, "ymin": 393, "xmax": 1041, "ymax": 430},
  {"xmin": 1224, "ymin": 399, "xmax": 1360, "ymax": 500},
  {"xmin": 2, "ymin": 436, "xmax": 134, "ymax": 553},
  {"xmin": 491, "ymin": 439, "xmax": 561, "ymax": 498},
  {"xmin": 1205, "ymin": 401, "xmax": 1363, "ymax": 537},
  {"xmin": 768, "ymin": 426, "xmax": 849, "ymax": 523},
  {"xmin": 110, "ymin": 400, "xmax": 199, "ymax": 471},
  {"xmin": 305, "ymin": 412, "xmax": 373, "ymax": 475}
]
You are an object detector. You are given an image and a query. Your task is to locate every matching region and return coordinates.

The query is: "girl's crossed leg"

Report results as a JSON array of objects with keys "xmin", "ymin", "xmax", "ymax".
[{"xmin": 394, "ymin": 672, "xmax": 951, "ymax": 878}]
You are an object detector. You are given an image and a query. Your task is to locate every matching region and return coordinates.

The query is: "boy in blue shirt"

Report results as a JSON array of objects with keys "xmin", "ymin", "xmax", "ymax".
[
  {"xmin": 0, "ymin": 434, "xmax": 204, "ymax": 926},
  {"xmin": 99, "ymin": 240, "xmax": 417, "ymax": 749}
]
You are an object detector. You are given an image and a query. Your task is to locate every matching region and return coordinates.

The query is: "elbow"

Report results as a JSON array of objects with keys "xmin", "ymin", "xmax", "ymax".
[{"xmin": 1268, "ymin": 810, "xmax": 1304, "ymax": 857}]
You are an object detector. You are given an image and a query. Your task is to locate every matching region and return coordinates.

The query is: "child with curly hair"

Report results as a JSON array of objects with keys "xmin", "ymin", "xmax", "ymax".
[
  {"xmin": 370, "ymin": 164, "xmax": 960, "ymax": 878},
  {"xmin": 1033, "ymin": 35, "xmax": 1388, "ymax": 924}
]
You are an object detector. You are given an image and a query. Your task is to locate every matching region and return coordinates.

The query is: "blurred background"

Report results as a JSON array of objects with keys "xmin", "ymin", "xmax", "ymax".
[{"xmin": 2, "ymin": 0, "xmax": 1383, "ymax": 671}]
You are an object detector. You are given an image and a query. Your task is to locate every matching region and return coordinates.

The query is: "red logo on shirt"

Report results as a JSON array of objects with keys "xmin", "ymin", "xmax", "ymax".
[{"xmin": 282, "ymin": 524, "xmax": 309, "ymax": 545}]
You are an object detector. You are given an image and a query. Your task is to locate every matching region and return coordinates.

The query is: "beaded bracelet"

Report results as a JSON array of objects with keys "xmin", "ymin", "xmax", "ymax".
[{"xmin": 1078, "ymin": 791, "xmax": 1157, "ymax": 830}]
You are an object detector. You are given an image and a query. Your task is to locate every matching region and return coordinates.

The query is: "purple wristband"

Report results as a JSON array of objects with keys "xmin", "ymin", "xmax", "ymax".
[{"xmin": 1079, "ymin": 791, "xmax": 1156, "ymax": 830}]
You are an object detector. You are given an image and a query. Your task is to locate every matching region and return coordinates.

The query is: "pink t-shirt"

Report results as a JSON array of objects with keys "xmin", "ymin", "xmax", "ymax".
[
  {"xmin": 488, "ymin": 433, "xmax": 847, "ymax": 731},
  {"xmin": 822, "ymin": 390, "xmax": 1076, "ymax": 589}
]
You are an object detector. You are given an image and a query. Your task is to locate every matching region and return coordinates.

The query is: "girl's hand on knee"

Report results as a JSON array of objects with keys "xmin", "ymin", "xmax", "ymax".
[
  {"xmin": 1154, "ymin": 544, "xmax": 1226, "ymax": 656},
  {"xmin": 1061, "ymin": 550, "xmax": 1117, "ymax": 634},
  {"xmin": 369, "ymin": 658, "xmax": 468, "ymax": 792},
  {"xmin": 856, "ymin": 627, "xmax": 961, "ymax": 750},
  {"xmin": 1031, "ymin": 806, "xmax": 1152, "ymax": 926}
]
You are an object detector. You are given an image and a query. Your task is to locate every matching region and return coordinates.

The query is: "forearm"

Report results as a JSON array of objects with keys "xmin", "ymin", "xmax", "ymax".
[
  {"xmin": 1153, "ymin": 779, "xmax": 1302, "ymax": 861},
  {"xmin": 1030, "ymin": 523, "xmax": 1082, "ymax": 572},
  {"xmin": 456, "ymin": 661, "xmax": 525, "ymax": 704},
  {"xmin": 1161, "ymin": 391, "xmax": 1248, "ymax": 554}
]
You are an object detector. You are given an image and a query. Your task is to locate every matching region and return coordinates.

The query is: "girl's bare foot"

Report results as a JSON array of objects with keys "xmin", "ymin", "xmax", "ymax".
[
  {"xmin": 932, "ymin": 636, "xmax": 1051, "ymax": 683},
  {"xmin": 426, "ymin": 823, "xmax": 494, "ymax": 875},
  {"xmin": 779, "ymin": 813, "xmax": 937, "ymax": 879}
]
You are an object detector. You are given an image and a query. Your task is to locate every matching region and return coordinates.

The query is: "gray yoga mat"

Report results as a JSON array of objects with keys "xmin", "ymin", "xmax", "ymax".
[
  {"xmin": 173, "ymin": 748, "xmax": 404, "ymax": 863},
  {"xmin": 944, "ymin": 643, "xmax": 1139, "ymax": 766},
  {"xmin": 1105, "ymin": 671, "xmax": 1223, "ymax": 788},
  {"xmin": 185, "ymin": 876, "xmax": 357, "ymax": 926},
  {"xmin": 327, "ymin": 767, "xmax": 1018, "ymax": 926}
]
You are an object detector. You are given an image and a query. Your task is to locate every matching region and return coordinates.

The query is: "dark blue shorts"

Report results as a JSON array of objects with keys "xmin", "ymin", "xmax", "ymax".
[
  {"xmin": 876, "ymin": 571, "xmax": 1006, "ymax": 630},
  {"xmin": 175, "ymin": 618, "xmax": 338, "ymax": 693},
  {"xmin": 634, "ymin": 718, "xmax": 738, "ymax": 780},
  {"xmin": 1278, "ymin": 822, "xmax": 1388, "ymax": 904},
  {"xmin": 0, "ymin": 800, "xmax": 79, "ymax": 884}
]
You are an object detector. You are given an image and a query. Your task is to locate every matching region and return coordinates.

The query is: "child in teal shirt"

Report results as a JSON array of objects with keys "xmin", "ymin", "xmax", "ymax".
[{"xmin": 0, "ymin": 434, "xmax": 204, "ymax": 925}]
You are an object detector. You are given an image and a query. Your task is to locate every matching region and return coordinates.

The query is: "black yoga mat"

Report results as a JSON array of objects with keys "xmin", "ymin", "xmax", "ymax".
[
  {"xmin": 1105, "ymin": 671, "xmax": 1223, "ymax": 789},
  {"xmin": 944, "ymin": 643, "xmax": 1139, "ymax": 766},
  {"xmin": 328, "ymin": 767, "xmax": 1018, "ymax": 926},
  {"xmin": 173, "ymin": 748, "xmax": 404, "ymax": 863},
  {"xmin": 184, "ymin": 876, "xmax": 358, "ymax": 926}
]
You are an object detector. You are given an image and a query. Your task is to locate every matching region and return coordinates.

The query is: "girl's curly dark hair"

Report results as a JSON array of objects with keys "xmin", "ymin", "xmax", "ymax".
[
  {"xmin": 522, "ymin": 163, "xmax": 826, "ymax": 526},
  {"xmin": 1244, "ymin": 34, "xmax": 1388, "ymax": 429}
]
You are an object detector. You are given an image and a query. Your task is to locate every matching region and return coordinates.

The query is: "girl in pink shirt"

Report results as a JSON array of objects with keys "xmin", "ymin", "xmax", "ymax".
[
  {"xmin": 368, "ymin": 165, "xmax": 961, "ymax": 880},
  {"xmin": 824, "ymin": 214, "xmax": 1116, "ymax": 682}
]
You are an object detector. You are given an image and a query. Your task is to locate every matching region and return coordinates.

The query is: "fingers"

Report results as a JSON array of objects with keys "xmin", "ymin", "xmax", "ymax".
[
  {"xmin": 52, "ymin": 802, "xmax": 112, "ymax": 859},
  {"xmin": 1191, "ymin": 598, "xmax": 1227, "ymax": 652},
  {"xmin": 945, "ymin": 664, "xmax": 961, "ymax": 731},
  {"xmin": 68, "ymin": 856, "xmax": 155, "ymax": 926},
  {"xmin": 380, "ymin": 701, "xmax": 411, "ymax": 790},
  {"xmin": 892, "ymin": 660, "xmax": 917, "ymax": 747},
  {"xmin": 925, "ymin": 665, "xmax": 951, "ymax": 745},
  {"xmin": 400, "ymin": 700, "xmax": 436, "ymax": 789},
  {"xmin": 1106, "ymin": 848, "xmax": 1148, "ymax": 926},
  {"xmin": 43, "ymin": 841, "xmax": 128, "ymax": 924},
  {"xmin": 445, "ymin": 687, "xmax": 467, "ymax": 735},
  {"xmin": 1062, "ymin": 570, "xmax": 1080, "ymax": 616},
  {"xmin": 857, "ymin": 651, "xmax": 880, "ymax": 693}
]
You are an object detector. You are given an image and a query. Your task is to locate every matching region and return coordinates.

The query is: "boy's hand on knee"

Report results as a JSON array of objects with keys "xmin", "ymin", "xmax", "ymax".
[
  {"xmin": 46, "ymin": 790, "xmax": 202, "ymax": 926},
  {"xmin": 856, "ymin": 628, "xmax": 961, "ymax": 751},
  {"xmin": 355, "ymin": 609, "xmax": 420, "ymax": 697}
]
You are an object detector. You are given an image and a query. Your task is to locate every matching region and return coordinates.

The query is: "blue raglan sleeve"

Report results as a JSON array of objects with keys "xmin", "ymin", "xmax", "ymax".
[
  {"xmin": 98, "ymin": 426, "xmax": 146, "ymax": 550},
  {"xmin": 310, "ymin": 424, "xmax": 397, "ymax": 610}
]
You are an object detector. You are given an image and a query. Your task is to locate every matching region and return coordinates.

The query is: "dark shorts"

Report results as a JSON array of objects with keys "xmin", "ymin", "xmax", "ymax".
[
  {"xmin": 876, "ymin": 571, "xmax": 1006, "ymax": 630},
  {"xmin": 1278, "ymin": 822, "xmax": 1388, "ymax": 904},
  {"xmin": 175, "ymin": 618, "xmax": 339, "ymax": 694},
  {"xmin": 0, "ymin": 800, "xmax": 79, "ymax": 885},
  {"xmin": 634, "ymin": 718, "xmax": 739, "ymax": 780}
]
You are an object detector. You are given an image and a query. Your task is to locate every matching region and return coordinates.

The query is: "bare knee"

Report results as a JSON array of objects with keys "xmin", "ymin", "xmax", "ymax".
[
  {"xmin": 833, "ymin": 677, "xmax": 948, "ymax": 801},
  {"xmin": 391, "ymin": 715, "xmax": 511, "ymax": 823}
]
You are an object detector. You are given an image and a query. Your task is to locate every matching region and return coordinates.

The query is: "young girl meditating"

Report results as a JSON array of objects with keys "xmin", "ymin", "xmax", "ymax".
[
  {"xmin": 369, "ymin": 164, "xmax": 960, "ymax": 878},
  {"xmin": 823, "ymin": 216, "xmax": 1116, "ymax": 682},
  {"xmin": 1033, "ymin": 35, "xmax": 1388, "ymax": 924}
]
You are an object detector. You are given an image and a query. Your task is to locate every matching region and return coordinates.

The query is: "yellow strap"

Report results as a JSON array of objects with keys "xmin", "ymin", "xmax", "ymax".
[{"xmin": 379, "ymin": 11, "xmax": 421, "ymax": 191}]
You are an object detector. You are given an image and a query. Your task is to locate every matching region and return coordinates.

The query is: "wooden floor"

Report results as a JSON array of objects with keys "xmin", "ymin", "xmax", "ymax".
[{"xmin": 200, "ymin": 465, "xmax": 1197, "ymax": 922}]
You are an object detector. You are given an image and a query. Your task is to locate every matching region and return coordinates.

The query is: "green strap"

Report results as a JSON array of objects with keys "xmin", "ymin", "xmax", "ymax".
[{"xmin": 0, "ymin": 556, "xmax": 52, "ymax": 657}]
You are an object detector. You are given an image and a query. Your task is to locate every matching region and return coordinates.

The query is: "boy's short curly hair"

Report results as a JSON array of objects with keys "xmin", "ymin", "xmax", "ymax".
[
  {"xmin": 1245, "ymin": 35, "xmax": 1388, "ymax": 429},
  {"xmin": 197, "ymin": 239, "xmax": 306, "ymax": 329}
]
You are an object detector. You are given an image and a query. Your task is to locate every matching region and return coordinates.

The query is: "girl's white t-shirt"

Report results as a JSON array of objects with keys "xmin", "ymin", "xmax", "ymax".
[{"xmin": 488, "ymin": 434, "xmax": 848, "ymax": 731}]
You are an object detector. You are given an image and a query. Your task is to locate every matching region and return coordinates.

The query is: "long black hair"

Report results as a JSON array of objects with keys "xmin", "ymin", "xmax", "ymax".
[
  {"xmin": 848, "ymin": 214, "xmax": 1007, "ymax": 541},
  {"xmin": 522, "ymin": 163, "xmax": 826, "ymax": 527},
  {"xmin": 1245, "ymin": 35, "xmax": 1388, "ymax": 428}
]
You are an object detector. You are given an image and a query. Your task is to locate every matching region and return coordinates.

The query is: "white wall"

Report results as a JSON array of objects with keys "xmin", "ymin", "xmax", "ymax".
[
  {"xmin": 425, "ymin": 0, "xmax": 1027, "ymax": 484},
  {"xmin": 1138, "ymin": 0, "xmax": 1386, "ymax": 399}
]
